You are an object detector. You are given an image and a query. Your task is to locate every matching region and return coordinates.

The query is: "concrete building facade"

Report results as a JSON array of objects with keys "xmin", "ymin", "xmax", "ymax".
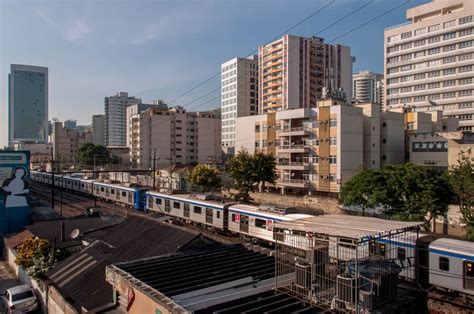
[
  {"xmin": 352, "ymin": 70, "xmax": 385, "ymax": 105},
  {"xmin": 384, "ymin": 0, "xmax": 474, "ymax": 131},
  {"xmin": 104, "ymin": 92, "xmax": 142, "ymax": 147},
  {"xmin": 51, "ymin": 121, "xmax": 93, "ymax": 167},
  {"xmin": 128, "ymin": 106, "xmax": 221, "ymax": 169},
  {"xmin": 221, "ymin": 56, "xmax": 258, "ymax": 155},
  {"xmin": 258, "ymin": 35, "xmax": 353, "ymax": 114},
  {"xmin": 126, "ymin": 100, "xmax": 168, "ymax": 149},
  {"xmin": 8, "ymin": 64, "xmax": 48, "ymax": 145},
  {"xmin": 91, "ymin": 114, "xmax": 105, "ymax": 146},
  {"xmin": 235, "ymin": 97, "xmax": 405, "ymax": 195}
]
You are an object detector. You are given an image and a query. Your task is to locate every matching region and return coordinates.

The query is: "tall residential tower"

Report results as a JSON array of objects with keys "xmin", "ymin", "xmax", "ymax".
[
  {"xmin": 104, "ymin": 92, "xmax": 142, "ymax": 147},
  {"xmin": 8, "ymin": 64, "xmax": 48, "ymax": 145},
  {"xmin": 258, "ymin": 35, "xmax": 353, "ymax": 114},
  {"xmin": 352, "ymin": 70, "xmax": 385, "ymax": 105},
  {"xmin": 384, "ymin": 0, "xmax": 473, "ymax": 131},
  {"xmin": 221, "ymin": 56, "xmax": 258, "ymax": 155}
]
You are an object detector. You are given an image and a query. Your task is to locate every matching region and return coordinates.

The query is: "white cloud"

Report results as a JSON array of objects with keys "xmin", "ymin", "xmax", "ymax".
[
  {"xmin": 34, "ymin": 8, "xmax": 55, "ymax": 25},
  {"xmin": 64, "ymin": 21, "xmax": 92, "ymax": 43}
]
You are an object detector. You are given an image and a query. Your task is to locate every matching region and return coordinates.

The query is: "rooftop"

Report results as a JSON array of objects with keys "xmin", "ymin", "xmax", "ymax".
[
  {"xmin": 109, "ymin": 244, "xmax": 279, "ymax": 312},
  {"xmin": 273, "ymin": 214, "xmax": 423, "ymax": 242},
  {"xmin": 45, "ymin": 216, "xmax": 217, "ymax": 312}
]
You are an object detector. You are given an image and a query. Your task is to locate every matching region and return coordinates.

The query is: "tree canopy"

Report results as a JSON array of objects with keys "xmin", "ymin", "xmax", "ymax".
[
  {"xmin": 339, "ymin": 163, "xmax": 451, "ymax": 227},
  {"xmin": 226, "ymin": 150, "xmax": 277, "ymax": 202},
  {"xmin": 188, "ymin": 165, "xmax": 221, "ymax": 192},
  {"xmin": 78, "ymin": 143, "xmax": 110, "ymax": 167},
  {"xmin": 448, "ymin": 149, "xmax": 474, "ymax": 239}
]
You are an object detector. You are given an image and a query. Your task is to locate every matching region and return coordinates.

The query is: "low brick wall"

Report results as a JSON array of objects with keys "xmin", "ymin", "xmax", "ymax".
[{"xmin": 249, "ymin": 192, "xmax": 341, "ymax": 215}]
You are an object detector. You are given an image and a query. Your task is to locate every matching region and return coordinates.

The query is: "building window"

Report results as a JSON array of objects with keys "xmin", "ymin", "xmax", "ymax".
[
  {"xmin": 443, "ymin": 32, "xmax": 456, "ymax": 40},
  {"xmin": 401, "ymin": 31, "xmax": 412, "ymax": 39},
  {"xmin": 329, "ymin": 118, "xmax": 337, "ymax": 127},
  {"xmin": 459, "ymin": 15, "xmax": 473, "ymax": 25},
  {"xmin": 329, "ymin": 155, "xmax": 337, "ymax": 164},
  {"xmin": 459, "ymin": 90, "xmax": 473, "ymax": 97},
  {"xmin": 439, "ymin": 257, "xmax": 450, "ymax": 271},
  {"xmin": 459, "ymin": 28, "xmax": 473, "ymax": 37},
  {"xmin": 407, "ymin": 122, "xmax": 414, "ymax": 130},
  {"xmin": 460, "ymin": 41, "xmax": 473, "ymax": 49},
  {"xmin": 443, "ymin": 20, "xmax": 456, "ymax": 29},
  {"xmin": 428, "ymin": 24, "xmax": 440, "ymax": 32},
  {"xmin": 329, "ymin": 137, "xmax": 337, "ymax": 146}
]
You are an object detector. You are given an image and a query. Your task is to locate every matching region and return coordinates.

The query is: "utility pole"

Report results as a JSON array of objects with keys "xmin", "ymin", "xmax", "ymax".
[
  {"xmin": 153, "ymin": 149, "xmax": 157, "ymax": 190},
  {"xmin": 93, "ymin": 154, "xmax": 98, "ymax": 179},
  {"xmin": 51, "ymin": 147, "xmax": 55, "ymax": 211}
]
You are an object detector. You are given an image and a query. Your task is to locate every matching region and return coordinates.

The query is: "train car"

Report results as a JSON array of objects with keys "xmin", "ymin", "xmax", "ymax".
[
  {"xmin": 228, "ymin": 204, "xmax": 314, "ymax": 243},
  {"xmin": 145, "ymin": 191, "xmax": 233, "ymax": 230},
  {"xmin": 428, "ymin": 238, "xmax": 474, "ymax": 298},
  {"xmin": 93, "ymin": 182, "xmax": 147, "ymax": 210}
]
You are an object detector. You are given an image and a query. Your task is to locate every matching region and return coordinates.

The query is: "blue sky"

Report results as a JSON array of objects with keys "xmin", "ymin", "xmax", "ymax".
[{"xmin": 0, "ymin": 0, "xmax": 431, "ymax": 147}]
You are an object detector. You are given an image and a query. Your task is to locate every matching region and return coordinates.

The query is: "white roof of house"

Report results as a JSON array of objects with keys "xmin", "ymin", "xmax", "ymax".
[{"xmin": 274, "ymin": 214, "xmax": 422, "ymax": 241}]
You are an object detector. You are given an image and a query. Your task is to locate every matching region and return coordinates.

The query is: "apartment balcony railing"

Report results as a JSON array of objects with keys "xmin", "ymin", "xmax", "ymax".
[
  {"xmin": 276, "ymin": 145, "xmax": 310, "ymax": 153},
  {"xmin": 276, "ymin": 161, "xmax": 310, "ymax": 170},
  {"xmin": 276, "ymin": 178, "xmax": 311, "ymax": 188},
  {"xmin": 276, "ymin": 127, "xmax": 311, "ymax": 137}
]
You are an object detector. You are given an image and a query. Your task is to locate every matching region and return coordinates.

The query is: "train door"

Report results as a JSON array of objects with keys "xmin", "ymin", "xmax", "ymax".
[
  {"xmin": 128, "ymin": 192, "xmax": 132, "ymax": 204},
  {"xmin": 184, "ymin": 203, "xmax": 190, "ymax": 218},
  {"xmin": 165, "ymin": 199, "xmax": 171, "ymax": 212},
  {"xmin": 416, "ymin": 236, "xmax": 434, "ymax": 287},
  {"xmin": 206, "ymin": 208, "xmax": 213, "ymax": 224},
  {"xmin": 240, "ymin": 214, "xmax": 249, "ymax": 233},
  {"xmin": 463, "ymin": 260, "xmax": 474, "ymax": 290},
  {"xmin": 106, "ymin": 188, "xmax": 110, "ymax": 197},
  {"xmin": 116, "ymin": 189, "xmax": 120, "ymax": 200}
]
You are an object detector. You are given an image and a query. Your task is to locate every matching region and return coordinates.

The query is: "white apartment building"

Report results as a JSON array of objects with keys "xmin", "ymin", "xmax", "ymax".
[
  {"xmin": 104, "ymin": 92, "xmax": 142, "ymax": 147},
  {"xmin": 258, "ymin": 35, "xmax": 353, "ymax": 114},
  {"xmin": 384, "ymin": 0, "xmax": 474, "ymax": 131},
  {"xmin": 235, "ymin": 96, "xmax": 405, "ymax": 195},
  {"xmin": 129, "ymin": 106, "xmax": 221, "ymax": 169},
  {"xmin": 221, "ymin": 56, "xmax": 258, "ymax": 155},
  {"xmin": 352, "ymin": 71, "xmax": 385, "ymax": 105}
]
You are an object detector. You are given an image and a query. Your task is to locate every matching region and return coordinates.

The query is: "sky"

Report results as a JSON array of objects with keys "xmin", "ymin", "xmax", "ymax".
[{"xmin": 0, "ymin": 0, "xmax": 431, "ymax": 148}]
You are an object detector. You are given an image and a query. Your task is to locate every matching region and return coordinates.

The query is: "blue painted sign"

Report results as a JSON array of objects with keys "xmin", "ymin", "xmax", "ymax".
[{"xmin": 0, "ymin": 151, "xmax": 31, "ymax": 235}]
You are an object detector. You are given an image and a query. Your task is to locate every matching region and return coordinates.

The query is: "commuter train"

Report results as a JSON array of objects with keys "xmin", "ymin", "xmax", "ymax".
[{"xmin": 30, "ymin": 171, "xmax": 474, "ymax": 300}]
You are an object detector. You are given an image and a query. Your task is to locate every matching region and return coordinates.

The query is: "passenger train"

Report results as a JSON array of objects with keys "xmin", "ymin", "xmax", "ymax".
[{"xmin": 30, "ymin": 170, "xmax": 474, "ymax": 301}]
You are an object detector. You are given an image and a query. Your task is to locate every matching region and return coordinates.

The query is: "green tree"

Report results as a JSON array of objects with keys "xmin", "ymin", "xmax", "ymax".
[
  {"xmin": 225, "ymin": 150, "xmax": 277, "ymax": 202},
  {"xmin": 448, "ymin": 149, "xmax": 474, "ymax": 240},
  {"xmin": 78, "ymin": 143, "xmax": 110, "ymax": 167},
  {"xmin": 381, "ymin": 164, "xmax": 451, "ymax": 225},
  {"xmin": 339, "ymin": 169, "xmax": 386, "ymax": 216},
  {"xmin": 188, "ymin": 165, "xmax": 221, "ymax": 192}
]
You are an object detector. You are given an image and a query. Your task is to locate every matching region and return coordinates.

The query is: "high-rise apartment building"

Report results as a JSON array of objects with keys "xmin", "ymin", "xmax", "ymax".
[
  {"xmin": 104, "ymin": 92, "xmax": 142, "ymax": 147},
  {"xmin": 8, "ymin": 64, "xmax": 48, "ymax": 145},
  {"xmin": 258, "ymin": 35, "xmax": 353, "ymax": 114},
  {"xmin": 352, "ymin": 71, "xmax": 385, "ymax": 105},
  {"xmin": 126, "ymin": 100, "xmax": 168, "ymax": 149},
  {"xmin": 384, "ymin": 0, "xmax": 474, "ymax": 131},
  {"xmin": 221, "ymin": 56, "xmax": 258, "ymax": 155},
  {"xmin": 52, "ymin": 121, "xmax": 93, "ymax": 166},
  {"xmin": 128, "ymin": 106, "xmax": 221, "ymax": 169},
  {"xmin": 235, "ymin": 96, "xmax": 405, "ymax": 195},
  {"xmin": 91, "ymin": 114, "xmax": 105, "ymax": 146}
]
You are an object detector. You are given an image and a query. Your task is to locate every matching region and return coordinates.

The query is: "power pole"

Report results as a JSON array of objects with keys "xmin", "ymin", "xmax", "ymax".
[
  {"xmin": 153, "ymin": 149, "xmax": 156, "ymax": 190},
  {"xmin": 51, "ymin": 147, "xmax": 55, "ymax": 211}
]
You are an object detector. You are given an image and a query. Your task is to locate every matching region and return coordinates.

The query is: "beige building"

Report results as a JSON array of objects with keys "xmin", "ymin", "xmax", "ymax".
[
  {"xmin": 91, "ymin": 114, "xmax": 105, "ymax": 146},
  {"xmin": 129, "ymin": 106, "xmax": 221, "ymax": 169},
  {"xmin": 221, "ymin": 56, "xmax": 258, "ymax": 155},
  {"xmin": 125, "ymin": 100, "xmax": 167, "ymax": 149},
  {"xmin": 13, "ymin": 142, "xmax": 52, "ymax": 170},
  {"xmin": 51, "ymin": 121, "xmax": 93, "ymax": 167},
  {"xmin": 258, "ymin": 34, "xmax": 353, "ymax": 114},
  {"xmin": 235, "ymin": 96, "xmax": 405, "ymax": 195},
  {"xmin": 409, "ymin": 131, "xmax": 473, "ymax": 167},
  {"xmin": 384, "ymin": 0, "xmax": 474, "ymax": 131},
  {"xmin": 352, "ymin": 70, "xmax": 385, "ymax": 105}
]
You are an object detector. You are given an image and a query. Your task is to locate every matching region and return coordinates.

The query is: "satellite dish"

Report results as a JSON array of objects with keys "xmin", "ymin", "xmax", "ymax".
[{"xmin": 70, "ymin": 229, "xmax": 80, "ymax": 240}]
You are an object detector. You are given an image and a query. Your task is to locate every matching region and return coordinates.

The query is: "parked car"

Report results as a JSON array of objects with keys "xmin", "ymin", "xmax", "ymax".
[{"xmin": 1, "ymin": 285, "xmax": 38, "ymax": 313}]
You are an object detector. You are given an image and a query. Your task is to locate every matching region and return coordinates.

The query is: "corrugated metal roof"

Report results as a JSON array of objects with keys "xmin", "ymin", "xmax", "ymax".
[
  {"xmin": 273, "ymin": 214, "xmax": 422, "ymax": 241},
  {"xmin": 45, "ymin": 216, "xmax": 215, "ymax": 312}
]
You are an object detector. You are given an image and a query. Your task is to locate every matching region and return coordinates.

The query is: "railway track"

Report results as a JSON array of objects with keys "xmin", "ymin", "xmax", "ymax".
[{"xmin": 427, "ymin": 287, "xmax": 474, "ymax": 312}]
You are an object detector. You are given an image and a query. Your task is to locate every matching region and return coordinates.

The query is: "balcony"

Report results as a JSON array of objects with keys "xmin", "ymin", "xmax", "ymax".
[
  {"xmin": 276, "ymin": 178, "xmax": 311, "ymax": 188},
  {"xmin": 276, "ymin": 161, "xmax": 310, "ymax": 170},
  {"xmin": 276, "ymin": 126, "xmax": 310, "ymax": 137},
  {"xmin": 276, "ymin": 145, "xmax": 310, "ymax": 154}
]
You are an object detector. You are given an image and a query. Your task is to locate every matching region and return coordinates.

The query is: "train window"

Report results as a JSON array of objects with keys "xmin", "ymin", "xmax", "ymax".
[
  {"xmin": 397, "ymin": 248, "xmax": 406, "ymax": 260},
  {"xmin": 155, "ymin": 198, "xmax": 162, "ymax": 205},
  {"xmin": 194, "ymin": 206, "xmax": 202, "ymax": 214},
  {"xmin": 111, "ymin": 189, "xmax": 115, "ymax": 194},
  {"xmin": 231, "ymin": 213, "xmax": 236, "ymax": 222},
  {"xmin": 173, "ymin": 202, "xmax": 181, "ymax": 209},
  {"xmin": 439, "ymin": 257, "xmax": 450, "ymax": 271},
  {"xmin": 122, "ymin": 191, "xmax": 127, "ymax": 197},
  {"xmin": 217, "ymin": 211, "xmax": 220, "ymax": 219},
  {"xmin": 74, "ymin": 181, "xmax": 78, "ymax": 186},
  {"xmin": 255, "ymin": 218, "xmax": 266, "ymax": 229},
  {"xmin": 81, "ymin": 183, "xmax": 85, "ymax": 188},
  {"xmin": 100, "ymin": 187, "xmax": 105, "ymax": 192}
]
